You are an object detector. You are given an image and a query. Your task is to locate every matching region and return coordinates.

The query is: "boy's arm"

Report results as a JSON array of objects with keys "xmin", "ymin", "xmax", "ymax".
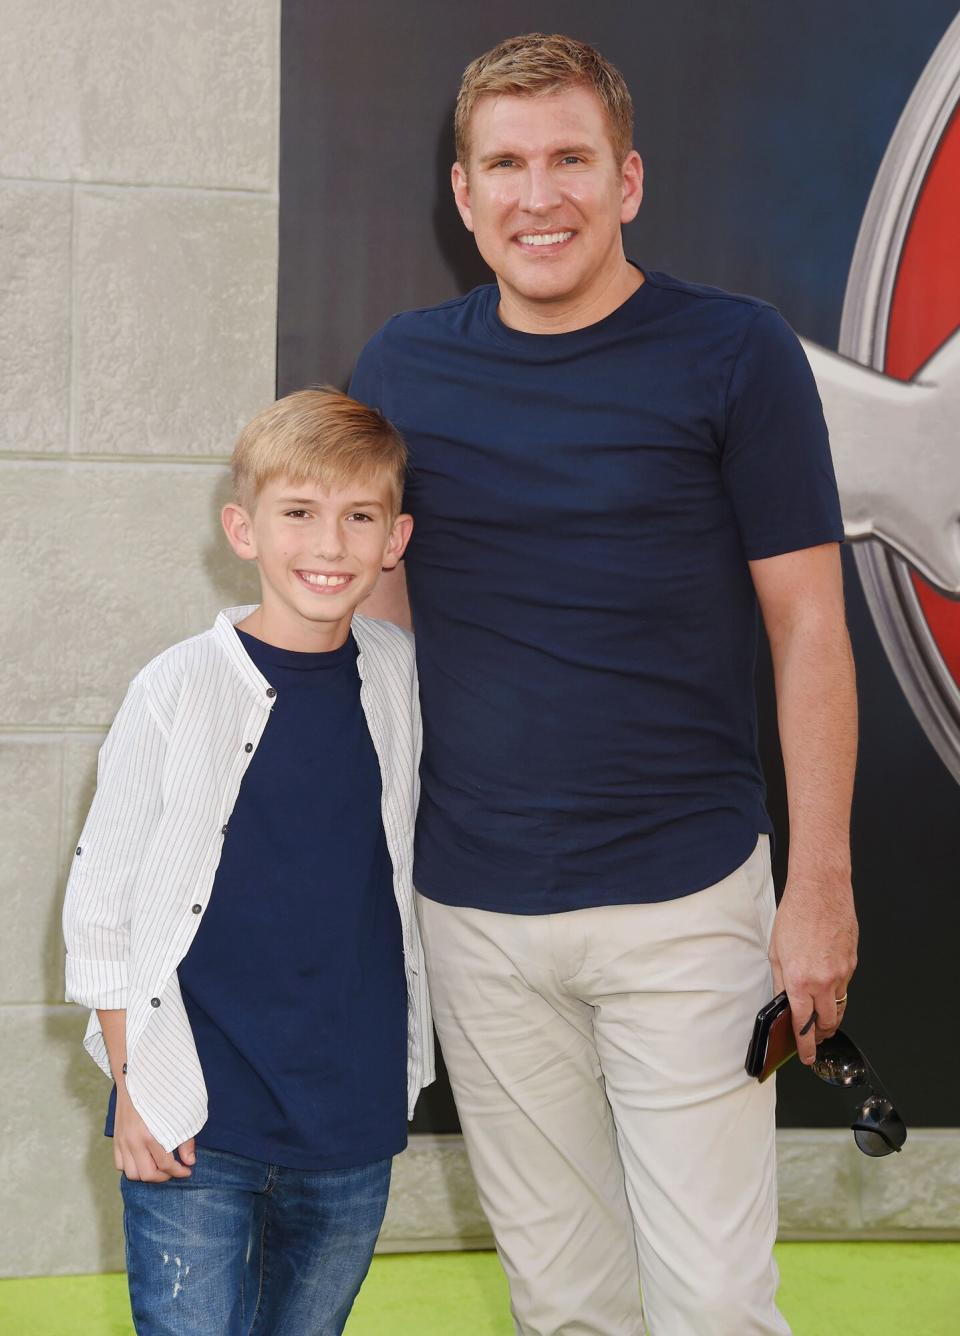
[
  {"xmin": 63, "ymin": 676, "xmax": 165, "ymax": 1014},
  {"xmin": 97, "ymin": 1009, "xmax": 194, "ymax": 1181}
]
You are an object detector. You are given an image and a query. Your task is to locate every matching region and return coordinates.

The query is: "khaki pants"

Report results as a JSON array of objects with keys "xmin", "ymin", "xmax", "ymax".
[{"xmin": 417, "ymin": 838, "xmax": 790, "ymax": 1336}]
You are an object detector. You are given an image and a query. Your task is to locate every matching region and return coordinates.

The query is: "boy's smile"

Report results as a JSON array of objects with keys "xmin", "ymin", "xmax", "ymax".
[{"xmin": 221, "ymin": 477, "xmax": 413, "ymax": 652}]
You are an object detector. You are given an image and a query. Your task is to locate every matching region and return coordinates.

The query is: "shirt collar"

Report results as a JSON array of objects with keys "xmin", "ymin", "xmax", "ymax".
[
  {"xmin": 213, "ymin": 606, "xmax": 377, "ymax": 691},
  {"xmin": 213, "ymin": 607, "xmax": 275, "ymax": 702}
]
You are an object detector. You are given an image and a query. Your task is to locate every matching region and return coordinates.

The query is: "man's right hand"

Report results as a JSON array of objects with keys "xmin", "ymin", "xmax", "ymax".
[{"xmin": 113, "ymin": 1087, "xmax": 194, "ymax": 1182}]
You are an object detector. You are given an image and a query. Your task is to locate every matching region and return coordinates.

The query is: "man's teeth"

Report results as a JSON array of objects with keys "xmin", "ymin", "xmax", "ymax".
[
  {"xmin": 519, "ymin": 231, "xmax": 573, "ymax": 246},
  {"xmin": 301, "ymin": 572, "xmax": 349, "ymax": 587}
]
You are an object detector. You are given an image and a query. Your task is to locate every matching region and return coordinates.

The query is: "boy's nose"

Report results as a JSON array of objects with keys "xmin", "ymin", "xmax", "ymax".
[{"xmin": 312, "ymin": 525, "xmax": 346, "ymax": 560}]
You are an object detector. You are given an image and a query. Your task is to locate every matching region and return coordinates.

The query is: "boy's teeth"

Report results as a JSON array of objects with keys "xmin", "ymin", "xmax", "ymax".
[
  {"xmin": 302, "ymin": 572, "xmax": 348, "ymax": 587},
  {"xmin": 519, "ymin": 231, "xmax": 573, "ymax": 246}
]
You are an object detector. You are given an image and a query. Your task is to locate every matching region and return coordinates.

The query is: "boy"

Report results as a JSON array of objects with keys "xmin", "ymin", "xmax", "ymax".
[{"xmin": 63, "ymin": 388, "xmax": 434, "ymax": 1335}]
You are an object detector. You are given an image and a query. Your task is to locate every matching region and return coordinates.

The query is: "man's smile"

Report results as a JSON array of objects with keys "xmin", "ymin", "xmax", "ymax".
[{"xmin": 515, "ymin": 229, "xmax": 576, "ymax": 251}]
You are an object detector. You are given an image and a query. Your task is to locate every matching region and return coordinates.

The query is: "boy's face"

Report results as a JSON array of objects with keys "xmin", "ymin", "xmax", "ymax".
[{"xmin": 221, "ymin": 476, "xmax": 412, "ymax": 651}]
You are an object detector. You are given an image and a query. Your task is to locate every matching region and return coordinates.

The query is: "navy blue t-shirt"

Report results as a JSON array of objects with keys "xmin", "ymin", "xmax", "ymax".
[
  {"xmin": 107, "ymin": 630, "xmax": 408, "ymax": 1168},
  {"xmin": 349, "ymin": 270, "xmax": 843, "ymax": 912}
]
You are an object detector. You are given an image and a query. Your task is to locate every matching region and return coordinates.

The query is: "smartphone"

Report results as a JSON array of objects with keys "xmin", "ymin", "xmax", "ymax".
[{"xmin": 745, "ymin": 990, "xmax": 797, "ymax": 1081}]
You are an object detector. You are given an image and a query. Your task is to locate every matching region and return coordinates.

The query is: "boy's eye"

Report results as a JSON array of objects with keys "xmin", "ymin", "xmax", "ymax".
[
  {"xmin": 284, "ymin": 509, "xmax": 310, "ymax": 519},
  {"xmin": 347, "ymin": 511, "xmax": 373, "ymax": 522}
]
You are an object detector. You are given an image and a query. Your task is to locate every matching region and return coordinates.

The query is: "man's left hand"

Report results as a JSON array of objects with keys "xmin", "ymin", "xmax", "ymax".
[{"xmin": 769, "ymin": 876, "xmax": 858, "ymax": 1065}]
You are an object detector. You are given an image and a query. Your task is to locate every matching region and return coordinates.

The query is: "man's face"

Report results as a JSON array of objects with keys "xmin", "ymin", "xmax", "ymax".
[
  {"xmin": 452, "ymin": 85, "xmax": 643, "ymax": 318},
  {"xmin": 222, "ymin": 476, "xmax": 412, "ymax": 650}
]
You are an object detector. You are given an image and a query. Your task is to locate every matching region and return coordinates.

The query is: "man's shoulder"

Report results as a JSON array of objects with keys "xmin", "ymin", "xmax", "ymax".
[
  {"xmin": 365, "ymin": 286, "xmax": 495, "ymax": 350},
  {"xmin": 642, "ymin": 269, "xmax": 772, "ymax": 323}
]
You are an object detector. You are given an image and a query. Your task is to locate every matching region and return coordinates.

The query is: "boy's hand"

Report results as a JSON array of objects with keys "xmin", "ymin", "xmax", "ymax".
[{"xmin": 113, "ymin": 1088, "xmax": 193, "ymax": 1182}]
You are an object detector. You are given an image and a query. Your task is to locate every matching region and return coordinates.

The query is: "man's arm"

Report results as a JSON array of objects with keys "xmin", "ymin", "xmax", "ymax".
[
  {"xmin": 749, "ymin": 541, "xmax": 859, "ymax": 1064},
  {"xmin": 97, "ymin": 1009, "xmax": 194, "ymax": 1182},
  {"xmin": 362, "ymin": 560, "xmax": 412, "ymax": 628}
]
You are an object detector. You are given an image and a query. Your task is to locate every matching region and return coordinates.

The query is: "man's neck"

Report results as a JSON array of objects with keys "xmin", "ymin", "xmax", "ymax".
[{"xmin": 497, "ymin": 259, "xmax": 644, "ymax": 335}]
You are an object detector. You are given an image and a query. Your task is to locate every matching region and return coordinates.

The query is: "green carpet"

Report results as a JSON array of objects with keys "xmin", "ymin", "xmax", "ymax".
[{"xmin": 1, "ymin": 1245, "xmax": 956, "ymax": 1334}]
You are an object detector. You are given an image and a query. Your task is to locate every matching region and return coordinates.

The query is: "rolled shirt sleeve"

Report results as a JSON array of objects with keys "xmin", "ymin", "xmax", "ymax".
[{"xmin": 63, "ymin": 675, "xmax": 166, "ymax": 1010}]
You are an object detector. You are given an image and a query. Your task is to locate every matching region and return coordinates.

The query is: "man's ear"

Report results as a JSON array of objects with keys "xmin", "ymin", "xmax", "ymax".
[
  {"xmin": 383, "ymin": 513, "xmax": 414, "ymax": 569},
  {"xmin": 620, "ymin": 150, "xmax": 644, "ymax": 226},
  {"xmin": 451, "ymin": 162, "xmax": 474, "ymax": 233},
  {"xmin": 221, "ymin": 503, "xmax": 258, "ymax": 561}
]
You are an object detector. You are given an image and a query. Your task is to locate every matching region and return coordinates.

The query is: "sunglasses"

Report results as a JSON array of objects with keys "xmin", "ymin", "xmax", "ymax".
[{"xmin": 811, "ymin": 1029, "xmax": 907, "ymax": 1157}]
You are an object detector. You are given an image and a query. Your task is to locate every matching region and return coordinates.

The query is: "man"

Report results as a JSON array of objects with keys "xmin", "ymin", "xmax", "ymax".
[{"xmin": 351, "ymin": 32, "xmax": 857, "ymax": 1336}]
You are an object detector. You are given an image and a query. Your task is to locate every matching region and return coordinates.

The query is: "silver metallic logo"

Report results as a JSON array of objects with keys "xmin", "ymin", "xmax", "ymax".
[{"xmin": 799, "ymin": 14, "xmax": 960, "ymax": 782}]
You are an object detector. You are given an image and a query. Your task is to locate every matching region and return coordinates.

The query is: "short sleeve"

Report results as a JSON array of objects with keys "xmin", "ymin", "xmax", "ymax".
[
  {"xmin": 348, "ymin": 326, "xmax": 386, "ymax": 412},
  {"xmin": 721, "ymin": 304, "xmax": 844, "ymax": 560}
]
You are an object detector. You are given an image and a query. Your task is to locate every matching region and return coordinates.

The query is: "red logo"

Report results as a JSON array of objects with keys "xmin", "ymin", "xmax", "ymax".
[{"xmin": 805, "ymin": 15, "xmax": 960, "ymax": 782}]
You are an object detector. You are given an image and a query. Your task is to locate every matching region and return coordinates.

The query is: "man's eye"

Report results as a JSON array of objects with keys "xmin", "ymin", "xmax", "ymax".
[
  {"xmin": 560, "ymin": 155, "xmax": 584, "ymax": 165},
  {"xmin": 491, "ymin": 159, "xmax": 516, "ymax": 169}
]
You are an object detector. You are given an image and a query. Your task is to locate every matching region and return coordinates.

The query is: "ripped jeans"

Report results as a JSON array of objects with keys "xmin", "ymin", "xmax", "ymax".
[{"xmin": 120, "ymin": 1147, "xmax": 391, "ymax": 1335}]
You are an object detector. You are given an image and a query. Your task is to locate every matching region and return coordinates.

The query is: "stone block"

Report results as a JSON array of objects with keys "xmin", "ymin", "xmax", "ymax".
[
  {"xmin": 379, "ymin": 1134, "xmax": 493, "ymax": 1251},
  {"xmin": 0, "ymin": 739, "xmax": 65, "ymax": 1004},
  {"xmin": 0, "ymin": 183, "xmax": 71, "ymax": 453},
  {"xmin": 858, "ymin": 1129, "xmax": 960, "ymax": 1232},
  {"xmin": 0, "ymin": 1005, "xmax": 123, "ymax": 1277},
  {"xmin": 0, "ymin": 0, "xmax": 278, "ymax": 190},
  {"xmin": 74, "ymin": 188, "xmax": 277, "ymax": 458},
  {"xmin": 0, "ymin": 460, "xmax": 259, "ymax": 727},
  {"xmin": 776, "ymin": 1129, "xmax": 860, "ymax": 1234}
]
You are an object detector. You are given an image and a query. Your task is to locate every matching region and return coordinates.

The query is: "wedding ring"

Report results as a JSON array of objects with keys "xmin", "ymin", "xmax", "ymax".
[{"xmin": 835, "ymin": 993, "xmax": 848, "ymax": 1004}]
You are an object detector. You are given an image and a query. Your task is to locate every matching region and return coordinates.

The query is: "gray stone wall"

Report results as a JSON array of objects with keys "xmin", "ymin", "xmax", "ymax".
[{"xmin": 1, "ymin": 1, "xmax": 279, "ymax": 1277}]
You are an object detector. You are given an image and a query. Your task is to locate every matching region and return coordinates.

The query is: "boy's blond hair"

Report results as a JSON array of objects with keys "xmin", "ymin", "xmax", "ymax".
[
  {"xmin": 454, "ymin": 32, "xmax": 634, "ymax": 170},
  {"xmin": 231, "ymin": 387, "xmax": 407, "ymax": 517}
]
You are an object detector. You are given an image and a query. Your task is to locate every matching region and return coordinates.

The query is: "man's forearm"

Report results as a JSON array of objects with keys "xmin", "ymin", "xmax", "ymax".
[
  {"xmin": 769, "ymin": 611, "xmax": 857, "ymax": 883},
  {"xmin": 361, "ymin": 561, "xmax": 412, "ymax": 628}
]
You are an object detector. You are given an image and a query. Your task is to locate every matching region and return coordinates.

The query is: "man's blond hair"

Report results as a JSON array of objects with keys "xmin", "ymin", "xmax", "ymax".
[
  {"xmin": 231, "ymin": 388, "xmax": 407, "ymax": 517},
  {"xmin": 454, "ymin": 32, "xmax": 634, "ymax": 169}
]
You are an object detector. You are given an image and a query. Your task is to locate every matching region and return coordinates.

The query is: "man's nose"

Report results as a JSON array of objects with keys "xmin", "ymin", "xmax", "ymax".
[{"xmin": 518, "ymin": 164, "xmax": 562, "ymax": 215}]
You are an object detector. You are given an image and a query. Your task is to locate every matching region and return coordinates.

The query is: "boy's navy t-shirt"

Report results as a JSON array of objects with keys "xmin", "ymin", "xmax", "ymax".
[
  {"xmin": 107, "ymin": 630, "xmax": 408, "ymax": 1169},
  {"xmin": 349, "ymin": 270, "xmax": 844, "ymax": 912}
]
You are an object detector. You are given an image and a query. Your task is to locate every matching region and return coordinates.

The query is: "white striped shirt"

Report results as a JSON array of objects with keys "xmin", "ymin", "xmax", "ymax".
[{"xmin": 63, "ymin": 606, "xmax": 434, "ymax": 1152}]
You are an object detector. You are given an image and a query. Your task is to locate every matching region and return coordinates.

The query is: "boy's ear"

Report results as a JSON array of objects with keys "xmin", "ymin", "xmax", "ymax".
[
  {"xmin": 221, "ymin": 503, "xmax": 257, "ymax": 561},
  {"xmin": 383, "ymin": 513, "xmax": 413, "ymax": 570}
]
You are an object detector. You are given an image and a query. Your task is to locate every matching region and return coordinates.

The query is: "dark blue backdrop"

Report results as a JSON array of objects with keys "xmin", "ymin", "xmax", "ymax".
[{"xmin": 278, "ymin": 0, "xmax": 960, "ymax": 1128}]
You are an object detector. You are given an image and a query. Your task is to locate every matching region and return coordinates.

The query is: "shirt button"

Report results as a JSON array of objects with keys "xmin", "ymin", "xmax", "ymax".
[
  {"xmin": 75, "ymin": 846, "xmax": 82, "ymax": 856},
  {"xmin": 191, "ymin": 904, "xmax": 202, "ymax": 914},
  {"xmin": 150, "ymin": 997, "xmax": 161, "ymax": 1008},
  {"xmin": 221, "ymin": 824, "xmax": 229, "ymax": 836},
  {"xmin": 244, "ymin": 742, "xmax": 253, "ymax": 753},
  {"xmin": 265, "ymin": 687, "xmax": 276, "ymax": 698}
]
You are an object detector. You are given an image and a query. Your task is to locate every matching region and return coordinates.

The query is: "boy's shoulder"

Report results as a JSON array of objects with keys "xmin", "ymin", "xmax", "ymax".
[
  {"xmin": 352, "ymin": 614, "xmax": 416, "ymax": 673},
  {"xmin": 131, "ymin": 610, "xmax": 254, "ymax": 722}
]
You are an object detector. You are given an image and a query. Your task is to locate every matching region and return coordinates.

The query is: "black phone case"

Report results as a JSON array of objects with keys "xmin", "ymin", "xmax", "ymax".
[{"xmin": 745, "ymin": 990, "xmax": 794, "ymax": 1080}]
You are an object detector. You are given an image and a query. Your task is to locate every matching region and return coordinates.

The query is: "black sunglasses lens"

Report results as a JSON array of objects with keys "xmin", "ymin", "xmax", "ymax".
[
  {"xmin": 812, "ymin": 1031, "xmax": 868, "ymax": 1087},
  {"xmin": 851, "ymin": 1096, "xmax": 907, "ymax": 1157},
  {"xmin": 853, "ymin": 1127, "xmax": 895, "ymax": 1157}
]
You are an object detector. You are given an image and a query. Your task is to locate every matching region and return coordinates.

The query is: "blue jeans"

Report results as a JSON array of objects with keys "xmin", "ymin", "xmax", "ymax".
[{"xmin": 120, "ymin": 1147, "xmax": 392, "ymax": 1335}]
